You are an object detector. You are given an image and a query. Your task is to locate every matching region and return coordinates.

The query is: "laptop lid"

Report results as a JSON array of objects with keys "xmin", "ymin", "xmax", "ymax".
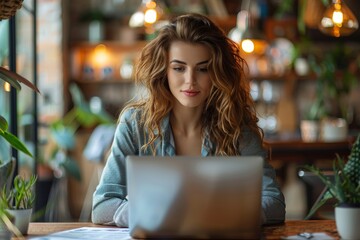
[{"xmin": 126, "ymin": 156, "xmax": 263, "ymax": 239}]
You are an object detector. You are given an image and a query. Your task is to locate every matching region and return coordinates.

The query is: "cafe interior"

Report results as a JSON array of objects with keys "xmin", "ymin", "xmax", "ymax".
[{"xmin": 1, "ymin": 0, "xmax": 360, "ymax": 237}]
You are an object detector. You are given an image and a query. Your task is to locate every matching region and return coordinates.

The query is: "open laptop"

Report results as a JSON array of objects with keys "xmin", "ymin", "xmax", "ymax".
[{"xmin": 126, "ymin": 156, "xmax": 263, "ymax": 239}]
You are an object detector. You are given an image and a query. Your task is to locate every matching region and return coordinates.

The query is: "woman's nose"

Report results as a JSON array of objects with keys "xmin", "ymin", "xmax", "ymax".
[{"xmin": 185, "ymin": 70, "xmax": 196, "ymax": 84}]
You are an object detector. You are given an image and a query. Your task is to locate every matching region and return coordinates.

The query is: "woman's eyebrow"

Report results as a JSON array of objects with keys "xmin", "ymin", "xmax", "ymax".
[
  {"xmin": 169, "ymin": 59, "xmax": 186, "ymax": 64},
  {"xmin": 196, "ymin": 60, "xmax": 209, "ymax": 65},
  {"xmin": 169, "ymin": 60, "xmax": 209, "ymax": 65}
]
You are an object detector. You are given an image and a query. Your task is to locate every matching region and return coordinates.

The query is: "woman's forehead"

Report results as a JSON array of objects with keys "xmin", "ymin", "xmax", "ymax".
[{"xmin": 168, "ymin": 41, "xmax": 211, "ymax": 64}]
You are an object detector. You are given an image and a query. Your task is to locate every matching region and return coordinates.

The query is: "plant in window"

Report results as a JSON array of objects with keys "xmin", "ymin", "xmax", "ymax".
[
  {"xmin": 0, "ymin": 66, "xmax": 39, "ymax": 237},
  {"xmin": 0, "ymin": 67, "xmax": 39, "ymax": 160}
]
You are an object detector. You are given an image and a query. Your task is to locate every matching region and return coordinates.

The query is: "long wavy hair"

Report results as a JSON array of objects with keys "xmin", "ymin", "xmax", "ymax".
[{"xmin": 123, "ymin": 13, "xmax": 262, "ymax": 155}]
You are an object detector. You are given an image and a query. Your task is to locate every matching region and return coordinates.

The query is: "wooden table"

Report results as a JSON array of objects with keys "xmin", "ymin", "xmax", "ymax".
[
  {"xmin": 13, "ymin": 220, "xmax": 339, "ymax": 239},
  {"xmin": 265, "ymin": 138, "xmax": 354, "ymax": 163},
  {"xmin": 264, "ymin": 137, "xmax": 354, "ymax": 189}
]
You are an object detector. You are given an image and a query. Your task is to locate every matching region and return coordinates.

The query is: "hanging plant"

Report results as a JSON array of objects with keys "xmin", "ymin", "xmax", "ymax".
[{"xmin": 0, "ymin": 0, "xmax": 24, "ymax": 21}]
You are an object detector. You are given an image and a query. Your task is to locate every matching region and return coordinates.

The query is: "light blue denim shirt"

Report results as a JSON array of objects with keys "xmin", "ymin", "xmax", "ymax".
[{"xmin": 92, "ymin": 108, "xmax": 286, "ymax": 226}]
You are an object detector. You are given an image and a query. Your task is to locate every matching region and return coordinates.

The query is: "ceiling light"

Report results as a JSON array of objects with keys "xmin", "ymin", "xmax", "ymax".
[
  {"xmin": 231, "ymin": 0, "xmax": 268, "ymax": 55},
  {"xmin": 129, "ymin": 0, "xmax": 163, "ymax": 28},
  {"xmin": 319, "ymin": 0, "xmax": 359, "ymax": 37}
]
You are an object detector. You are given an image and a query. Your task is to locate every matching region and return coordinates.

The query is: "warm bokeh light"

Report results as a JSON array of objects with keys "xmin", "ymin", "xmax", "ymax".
[
  {"xmin": 241, "ymin": 39, "xmax": 267, "ymax": 55},
  {"xmin": 319, "ymin": 0, "xmax": 358, "ymax": 37},
  {"xmin": 91, "ymin": 44, "xmax": 109, "ymax": 68},
  {"xmin": 129, "ymin": 0, "xmax": 163, "ymax": 28},
  {"xmin": 333, "ymin": 10, "xmax": 343, "ymax": 26},
  {"xmin": 4, "ymin": 82, "xmax": 11, "ymax": 92},
  {"xmin": 241, "ymin": 39, "xmax": 254, "ymax": 53},
  {"xmin": 129, "ymin": 11, "xmax": 145, "ymax": 28},
  {"xmin": 144, "ymin": 9, "xmax": 157, "ymax": 24}
]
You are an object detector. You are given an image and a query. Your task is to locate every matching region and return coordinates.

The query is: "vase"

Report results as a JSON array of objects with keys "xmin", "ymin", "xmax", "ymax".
[
  {"xmin": 7, "ymin": 208, "xmax": 33, "ymax": 235},
  {"xmin": 321, "ymin": 118, "xmax": 348, "ymax": 142},
  {"xmin": 335, "ymin": 205, "xmax": 360, "ymax": 239},
  {"xmin": 300, "ymin": 120, "xmax": 319, "ymax": 142},
  {"xmin": 88, "ymin": 20, "xmax": 104, "ymax": 43}
]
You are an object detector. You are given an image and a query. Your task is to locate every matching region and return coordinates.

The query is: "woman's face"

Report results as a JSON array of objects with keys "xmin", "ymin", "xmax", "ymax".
[{"xmin": 167, "ymin": 41, "xmax": 212, "ymax": 109}]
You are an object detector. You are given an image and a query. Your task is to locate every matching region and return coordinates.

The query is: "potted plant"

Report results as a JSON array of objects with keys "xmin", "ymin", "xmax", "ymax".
[
  {"xmin": 303, "ymin": 134, "xmax": 360, "ymax": 239},
  {"xmin": 298, "ymin": 41, "xmax": 358, "ymax": 142},
  {"xmin": 0, "ymin": 66, "xmax": 39, "ymax": 237},
  {"xmin": 0, "ymin": 174, "xmax": 37, "ymax": 235}
]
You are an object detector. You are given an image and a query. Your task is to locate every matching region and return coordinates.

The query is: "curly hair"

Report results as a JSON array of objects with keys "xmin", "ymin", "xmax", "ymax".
[{"xmin": 123, "ymin": 13, "xmax": 262, "ymax": 155}]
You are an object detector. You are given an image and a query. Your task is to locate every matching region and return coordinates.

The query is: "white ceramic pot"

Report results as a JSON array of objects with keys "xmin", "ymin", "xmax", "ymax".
[
  {"xmin": 7, "ymin": 208, "xmax": 33, "ymax": 235},
  {"xmin": 300, "ymin": 120, "xmax": 319, "ymax": 142},
  {"xmin": 321, "ymin": 118, "xmax": 348, "ymax": 142},
  {"xmin": 88, "ymin": 20, "xmax": 104, "ymax": 43},
  {"xmin": 335, "ymin": 205, "xmax": 360, "ymax": 239}
]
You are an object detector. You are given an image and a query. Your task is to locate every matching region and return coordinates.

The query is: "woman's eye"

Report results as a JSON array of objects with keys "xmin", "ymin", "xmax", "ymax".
[
  {"xmin": 173, "ymin": 67, "xmax": 185, "ymax": 72},
  {"xmin": 197, "ymin": 67, "xmax": 208, "ymax": 72}
]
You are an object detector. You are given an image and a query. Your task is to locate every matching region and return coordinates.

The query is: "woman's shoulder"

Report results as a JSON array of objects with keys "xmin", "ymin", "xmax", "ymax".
[{"xmin": 119, "ymin": 107, "xmax": 144, "ymax": 123}]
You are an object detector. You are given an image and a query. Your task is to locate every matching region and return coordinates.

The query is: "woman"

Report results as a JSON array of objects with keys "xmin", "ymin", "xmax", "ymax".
[{"xmin": 92, "ymin": 13, "xmax": 285, "ymax": 227}]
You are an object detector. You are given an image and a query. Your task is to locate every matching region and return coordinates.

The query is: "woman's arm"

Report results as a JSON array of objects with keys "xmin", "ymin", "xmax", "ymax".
[
  {"xmin": 92, "ymin": 108, "xmax": 139, "ymax": 227},
  {"xmin": 241, "ymin": 131, "xmax": 286, "ymax": 225}
]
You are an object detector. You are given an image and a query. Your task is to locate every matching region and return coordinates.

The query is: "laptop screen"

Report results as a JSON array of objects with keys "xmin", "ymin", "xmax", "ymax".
[{"xmin": 126, "ymin": 156, "xmax": 263, "ymax": 239}]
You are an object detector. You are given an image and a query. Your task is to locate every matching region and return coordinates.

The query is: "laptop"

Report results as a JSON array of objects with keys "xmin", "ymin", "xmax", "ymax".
[{"xmin": 126, "ymin": 156, "xmax": 263, "ymax": 239}]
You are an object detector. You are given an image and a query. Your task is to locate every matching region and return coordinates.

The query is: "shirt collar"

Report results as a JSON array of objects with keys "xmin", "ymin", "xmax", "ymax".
[{"xmin": 162, "ymin": 114, "xmax": 214, "ymax": 156}]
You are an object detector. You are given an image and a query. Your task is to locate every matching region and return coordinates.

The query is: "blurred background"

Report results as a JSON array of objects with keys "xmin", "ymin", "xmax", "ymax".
[{"xmin": 1, "ymin": 0, "xmax": 360, "ymax": 222}]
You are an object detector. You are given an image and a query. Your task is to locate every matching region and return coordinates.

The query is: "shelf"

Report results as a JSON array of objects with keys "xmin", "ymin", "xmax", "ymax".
[
  {"xmin": 71, "ymin": 41, "xmax": 148, "ymax": 51},
  {"xmin": 265, "ymin": 136, "xmax": 354, "ymax": 164},
  {"xmin": 70, "ymin": 41, "xmax": 145, "ymax": 83},
  {"xmin": 73, "ymin": 79, "xmax": 134, "ymax": 84},
  {"xmin": 250, "ymin": 72, "xmax": 317, "ymax": 82}
]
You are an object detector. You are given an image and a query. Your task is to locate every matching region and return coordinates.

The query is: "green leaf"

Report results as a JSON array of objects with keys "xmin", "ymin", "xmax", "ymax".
[
  {"xmin": 75, "ymin": 107, "xmax": 99, "ymax": 127},
  {"xmin": 304, "ymin": 195, "xmax": 331, "ymax": 220},
  {"xmin": 69, "ymin": 83, "xmax": 88, "ymax": 108},
  {"xmin": 0, "ymin": 131, "xmax": 32, "ymax": 157},
  {"xmin": 3, "ymin": 175, "xmax": 37, "ymax": 209},
  {"xmin": 0, "ymin": 115, "xmax": 8, "ymax": 131},
  {"xmin": 61, "ymin": 156, "xmax": 81, "ymax": 181},
  {"xmin": 0, "ymin": 71, "xmax": 21, "ymax": 91},
  {"xmin": 50, "ymin": 125, "xmax": 76, "ymax": 150},
  {"xmin": 0, "ymin": 66, "xmax": 40, "ymax": 93}
]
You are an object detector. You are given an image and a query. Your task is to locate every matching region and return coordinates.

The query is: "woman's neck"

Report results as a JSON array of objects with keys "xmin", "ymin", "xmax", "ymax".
[
  {"xmin": 170, "ymin": 105, "xmax": 203, "ymax": 156},
  {"xmin": 170, "ymin": 105, "xmax": 203, "ymax": 137}
]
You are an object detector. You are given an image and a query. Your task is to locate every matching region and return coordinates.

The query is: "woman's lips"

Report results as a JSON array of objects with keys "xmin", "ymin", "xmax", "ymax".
[{"xmin": 181, "ymin": 90, "xmax": 200, "ymax": 97}]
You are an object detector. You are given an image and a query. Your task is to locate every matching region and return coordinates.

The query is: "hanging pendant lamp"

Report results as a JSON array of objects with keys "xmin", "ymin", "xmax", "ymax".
[
  {"xmin": 319, "ymin": 0, "xmax": 358, "ymax": 37},
  {"xmin": 129, "ymin": 0, "xmax": 163, "ymax": 28}
]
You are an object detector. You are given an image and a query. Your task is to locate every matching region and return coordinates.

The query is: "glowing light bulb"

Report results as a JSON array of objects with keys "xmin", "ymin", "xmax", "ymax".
[
  {"xmin": 129, "ymin": 0, "xmax": 163, "ymax": 28},
  {"xmin": 332, "ymin": 10, "xmax": 343, "ymax": 26},
  {"xmin": 319, "ymin": 0, "xmax": 358, "ymax": 37},
  {"xmin": 241, "ymin": 39, "xmax": 255, "ymax": 53},
  {"xmin": 144, "ymin": 9, "xmax": 157, "ymax": 24},
  {"xmin": 91, "ymin": 44, "xmax": 109, "ymax": 68},
  {"xmin": 129, "ymin": 11, "xmax": 145, "ymax": 28}
]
